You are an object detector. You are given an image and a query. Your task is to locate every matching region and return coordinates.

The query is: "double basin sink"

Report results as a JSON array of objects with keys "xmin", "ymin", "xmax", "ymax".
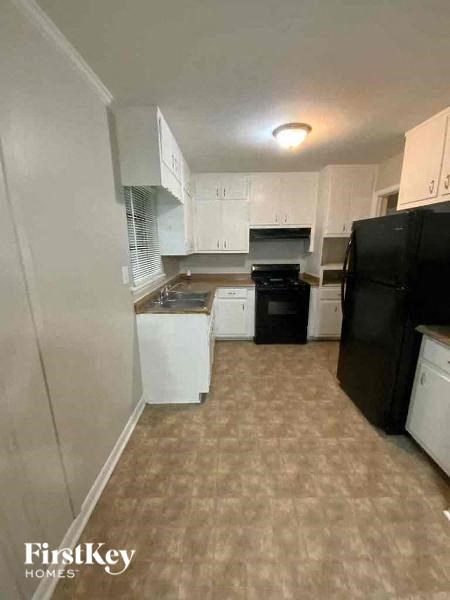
[{"xmin": 154, "ymin": 290, "xmax": 209, "ymax": 311}]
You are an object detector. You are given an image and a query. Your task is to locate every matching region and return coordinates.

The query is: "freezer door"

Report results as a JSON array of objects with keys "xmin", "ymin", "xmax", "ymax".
[
  {"xmin": 337, "ymin": 278, "xmax": 416, "ymax": 432},
  {"xmin": 350, "ymin": 212, "xmax": 417, "ymax": 287}
]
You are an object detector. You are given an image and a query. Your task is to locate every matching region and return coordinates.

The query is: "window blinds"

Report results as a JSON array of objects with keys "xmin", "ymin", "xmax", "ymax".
[{"xmin": 124, "ymin": 186, "xmax": 164, "ymax": 286}]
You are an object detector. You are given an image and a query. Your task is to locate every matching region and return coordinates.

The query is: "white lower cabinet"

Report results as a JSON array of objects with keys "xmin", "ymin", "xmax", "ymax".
[
  {"xmin": 214, "ymin": 287, "xmax": 255, "ymax": 339},
  {"xmin": 308, "ymin": 285, "xmax": 342, "ymax": 339},
  {"xmin": 317, "ymin": 299, "xmax": 342, "ymax": 337},
  {"xmin": 137, "ymin": 311, "xmax": 214, "ymax": 404},
  {"xmin": 406, "ymin": 336, "xmax": 450, "ymax": 475}
]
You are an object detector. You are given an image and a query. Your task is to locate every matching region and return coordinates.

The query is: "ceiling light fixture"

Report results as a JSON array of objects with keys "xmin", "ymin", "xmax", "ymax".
[{"xmin": 273, "ymin": 123, "xmax": 312, "ymax": 150}]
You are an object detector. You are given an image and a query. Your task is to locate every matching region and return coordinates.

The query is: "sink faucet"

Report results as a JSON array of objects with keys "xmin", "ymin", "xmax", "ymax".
[{"xmin": 160, "ymin": 285, "xmax": 169, "ymax": 303}]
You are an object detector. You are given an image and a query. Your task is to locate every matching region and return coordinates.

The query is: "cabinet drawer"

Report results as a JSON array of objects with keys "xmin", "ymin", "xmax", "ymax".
[
  {"xmin": 422, "ymin": 337, "xmax": 450, "ymax": 375},
  {"xmin": 320, "ymin": 286, "xmax": 341, "ymax": 300},
  {"xmin": 216, "ymin": 287, "xmax": 248, "ymax": 299}
]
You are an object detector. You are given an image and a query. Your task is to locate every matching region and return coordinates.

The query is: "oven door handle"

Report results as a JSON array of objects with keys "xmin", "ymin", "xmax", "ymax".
[{"xmin": 341, "ymin": 231, "xmax": 353, "ymax": 314}]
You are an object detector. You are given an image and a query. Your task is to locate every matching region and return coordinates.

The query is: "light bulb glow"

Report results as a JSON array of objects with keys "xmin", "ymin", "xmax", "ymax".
[{"xmin": 273, "ymin": 123, "xmax": 312, "ymax": 150}]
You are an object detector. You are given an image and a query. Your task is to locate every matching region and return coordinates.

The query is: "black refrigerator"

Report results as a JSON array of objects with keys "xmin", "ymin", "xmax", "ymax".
[{"xmin": 337, "ymin": 209, "xmax": 450, "ymax": 434}]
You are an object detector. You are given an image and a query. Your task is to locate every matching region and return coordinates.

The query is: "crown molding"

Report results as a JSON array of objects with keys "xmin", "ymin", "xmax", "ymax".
[{"xmin": 12, "ymin": 0, "xmax": 113, "ymax": 106}]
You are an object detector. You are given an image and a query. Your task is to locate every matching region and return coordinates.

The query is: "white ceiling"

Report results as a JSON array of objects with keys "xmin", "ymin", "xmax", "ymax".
[{"xmin": 38, "ymin": 0, "xmax": 450, "ymax": 172}]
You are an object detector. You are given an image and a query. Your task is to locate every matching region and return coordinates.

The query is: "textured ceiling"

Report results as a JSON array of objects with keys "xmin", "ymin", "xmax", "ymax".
[{"xmin": 37, "ymin": 0, "xmax": 450, "ymax": 172}]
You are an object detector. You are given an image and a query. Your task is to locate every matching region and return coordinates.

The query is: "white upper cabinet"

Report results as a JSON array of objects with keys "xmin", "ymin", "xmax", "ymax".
[
  {"xmin": 322, "ymin": 165, "xmax": 376, "ymax": 236},
  {"xmin": 222, "ymin": 200, "xmax": 249, "ymax": 251},
  {"xmin": 195, "ymin": 173, "xmax": 249, "ymax": 201},
  {"xmin": 398, "ymin": 108, "xmax": 450, "ymax": 209},
  {"xmin": 195, "ymin": 200, "xmax": 249, "ymax": 253},
  {"xmin": 438, "ymin": 117, "xmax": 450, "ymax": 199},
  {"xmin": 249, "ymin": 172, "xmax": 318, "ymax": 226},
  {"xmin": 280, "ymin": 172, "xmax": 319, "ymax": 226},
  {"xmin": 115, "ymin": 106, "xmax": 185, "ymax": 202},
  {"xmin": 249, "ymin": 173, "xmax": 280, "ymax": 225}
]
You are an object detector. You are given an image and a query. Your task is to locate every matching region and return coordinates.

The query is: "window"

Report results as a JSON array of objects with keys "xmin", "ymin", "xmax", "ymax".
[{"xmin": 124, "ymin": 186, "xmax": 164, "ymax": 287}]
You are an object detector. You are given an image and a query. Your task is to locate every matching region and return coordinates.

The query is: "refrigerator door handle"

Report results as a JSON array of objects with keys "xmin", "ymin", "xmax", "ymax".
[{"xmin": 341, "ymin": 232, "xmax": 354, "ymax": 313}]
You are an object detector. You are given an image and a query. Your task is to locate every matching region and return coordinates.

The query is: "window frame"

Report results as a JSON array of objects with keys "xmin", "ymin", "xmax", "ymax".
[{"xmin": 124, "ymin": 186, "xmax": 165, "ymax": 291}]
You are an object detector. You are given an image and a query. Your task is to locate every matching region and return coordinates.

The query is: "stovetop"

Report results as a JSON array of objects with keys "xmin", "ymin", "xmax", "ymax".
[{"xmin": 251, "ymin": 263, "xmax": 308, "ymax": 289}]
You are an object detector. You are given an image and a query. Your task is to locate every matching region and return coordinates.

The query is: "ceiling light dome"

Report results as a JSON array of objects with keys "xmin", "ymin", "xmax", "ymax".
[{"xmin": 273, "ymin": 123, "xmax": 312, "ymax": 150}]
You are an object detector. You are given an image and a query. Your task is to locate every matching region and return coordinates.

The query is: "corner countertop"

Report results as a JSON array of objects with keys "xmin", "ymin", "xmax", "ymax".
[
  {"xmin": 416, "ymin": 325, "xmax": 450, "ymax": 348},
  {"xmin": 302, "ymin": 273, "xmax": 320, "ymax": 287},
  {"xmin": 135, "ymin": 274, "xmax": 255, "ymax": 315}
]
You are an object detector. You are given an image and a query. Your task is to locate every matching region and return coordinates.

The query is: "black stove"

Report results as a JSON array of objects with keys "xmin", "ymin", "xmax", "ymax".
[{"xmin": 251, "ymin": 264, "xmax": 310, "ymax": 344}]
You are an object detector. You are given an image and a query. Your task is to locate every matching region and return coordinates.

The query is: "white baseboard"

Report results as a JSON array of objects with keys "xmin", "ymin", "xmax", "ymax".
[{"xmin": 33, "ymin": 393, "xmax": 146, "ymax": 600}]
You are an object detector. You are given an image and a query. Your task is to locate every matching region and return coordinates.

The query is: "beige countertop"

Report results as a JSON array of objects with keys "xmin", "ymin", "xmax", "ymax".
[
  {"xmin": 135, "ymin": 271, "xmax": 317, "ymax": 315},
  {"xmin": 135, "ymin": 274, "xmax": 255, "ymax": 315},
  {"xmin": 416, "ymin": 325, "xmax": 450, "ymax": 348},
  {"xmin": 302, "ymin": 273, "xmax": 320, "ymax": 287}
]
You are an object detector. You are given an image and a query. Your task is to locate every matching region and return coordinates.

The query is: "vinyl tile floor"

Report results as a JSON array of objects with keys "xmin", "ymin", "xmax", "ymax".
[{"xmin": 55, "ymin": 341, "xmax": 450, "ymax": 599}]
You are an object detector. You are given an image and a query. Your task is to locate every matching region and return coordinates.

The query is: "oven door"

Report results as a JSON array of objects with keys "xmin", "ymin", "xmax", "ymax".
[{"xmin": 255, "ymin": 286, "xmax": 309, "ymax": 344}]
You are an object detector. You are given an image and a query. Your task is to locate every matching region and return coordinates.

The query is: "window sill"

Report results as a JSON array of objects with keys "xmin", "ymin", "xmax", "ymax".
[{"xmin": 131, "ymin": 273, "xmax": 167, "ymax": 301}]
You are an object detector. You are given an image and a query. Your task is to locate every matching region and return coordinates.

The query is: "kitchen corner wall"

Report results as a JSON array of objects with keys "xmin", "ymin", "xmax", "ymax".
[
  {"xmin": 180, "ymin": 239, "xmax": 310, "ymax": 273},
  {"xmin": 0, "ymin": 1, "xmax": 143, "ymax": 595},
  {"xmin": 375, "ymin": 152, "xmax": 404, "ymax": 190}
]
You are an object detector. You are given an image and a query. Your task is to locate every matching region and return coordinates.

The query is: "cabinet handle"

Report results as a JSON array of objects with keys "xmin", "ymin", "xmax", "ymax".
[
  {"xmin": 444, "ymin": 174, "xmax": 450, "ymax": 190},
  {"xmin": 342, "ymin": 224, "xmax": 346, "ymax": 232},
  {"xmin": 420, "ymin": 372, "xmax": 426, "ymax": 386},
  {"xmin": 429, "ymin": 179, "xmax": 435, "ymax": 194},
  {"xmin": 242, "ymin": 303, "xmax": 245, "ymax": 311},
  {"xmin": 284, "ymin": 215, "xmax": 287, "ymax": 223},
  {"xmin": 223, "ymin": 188, "xmax": 226, "ymax": 197},
  {"xmin": 217, "ymin": 240, "xmax": 219, "ymax": 248},
  {"xmin": 275, "ymin": 215, "xmax": 278, "ymax": 223},
  {"xmin": 224, "ymin": 240, "xmax": 227, "ymax": 248},
  {"xmin": 334, "ymin": 306, "xmax": 338, "ymax": 312},
  {"xmin": 216, "ymin": 188, "xmax": 219, "ymax": 197}
]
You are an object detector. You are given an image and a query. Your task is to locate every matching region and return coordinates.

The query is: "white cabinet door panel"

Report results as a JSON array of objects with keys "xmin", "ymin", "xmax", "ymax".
[
  {"xmin": 280, "ymin": 172, "xmax": 318, "ymax": 225},
  {"xmin": 325, "ymin": 169, "xmax": 352, "ymax": 235},
  {"xmin": 438, "ymin": 116, "xmax": 450, "ymax": 199},
  {"xmin": 398, "ymin": 114, "xmax": 447, "ymax": 207},
  {"xmin": 195, "ymin": 201, "xmax": 222, "ymax": 251},
  {"xmin": 215, "ymin": 298, "xmax": 247, "ymax": 337},
  {"xmin": 318, "ymin": 299, "xmax": 342, "ymax": 337},
  {"xmin": 407, "ymin": 362, "xmax": 450, "ymax": 475},
  {"xmin": 223, "ymin": 175, "xmax": 248, "ymax": 200},
  {"xmin": 249, "ymin": 173, "xmax": 280, "ymax": 225},
  {"xmin": 195, "ymin": 174, "xmax": 221, "ymax": 200},
  {"xmin": 221, "ymin": 200, "xmax": 249, "ymax": 252}
]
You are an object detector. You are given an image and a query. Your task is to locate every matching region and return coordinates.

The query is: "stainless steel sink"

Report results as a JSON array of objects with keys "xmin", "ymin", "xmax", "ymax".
[
  {"xmin": 167, "ymin": 291, "xmax": 209, "ymax": 301},
  {"xmin": 153, "ymin": 290, "xmax": 209, "ymax": 310},
  {"xmin": 160, "ymin": 298, "xmax": 207, "ymax": 310}
]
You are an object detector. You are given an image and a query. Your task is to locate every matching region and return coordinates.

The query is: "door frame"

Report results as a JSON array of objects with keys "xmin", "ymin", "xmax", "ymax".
[{"xmin": 371, "ymin": 184, "xmax": 400, "ymax": 217}]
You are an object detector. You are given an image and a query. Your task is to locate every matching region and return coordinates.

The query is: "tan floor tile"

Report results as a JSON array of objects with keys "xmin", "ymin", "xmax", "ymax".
[{"xmin": 53, "ymin": 341, "xmax": 450, "ymax": 598}]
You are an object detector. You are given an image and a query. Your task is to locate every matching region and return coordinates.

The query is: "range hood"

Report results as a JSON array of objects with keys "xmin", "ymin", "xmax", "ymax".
[{"xmin": 250, "ymin": 227, "xmax": 311, "ymax": 241}]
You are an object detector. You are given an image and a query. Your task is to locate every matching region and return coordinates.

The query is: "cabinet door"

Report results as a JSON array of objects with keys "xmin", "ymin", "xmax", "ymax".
[
  {"xmin": 195, "ymin": 174, "xmax": 221, "ymax": 200},
  {"xmin": 438, "ymin": 116, "xmax": 450, "ymax": 198},
  {"xmin": 215, "ymin": 297, "xmax": 247, "ymax": 336},
  {"xmin": 222, "ymin": 174, "xmax": 248, "ymax": 200},
  {"xmin": 195, "ymin": 200, "xmax": 222, "ymax": 251},
  {"xmin": 280, "ymin": 172, "xmax": 318, "ymax": 225},
  {"xmin": 398, "ymin": 113, "xmax": 447, "ymax": 207},
  {"xmin": 158, "ymin": 113, "xmax": 175, "ymax": 173},
  {"xmin": 407, "ymin": 362, "xmax": 450, "ymax": 475},
  {"xmin": 318, "ymin": 299, "xmax": 342, "ymax": 337},
  {"xmin": 249, "ymin": 173, "xmax": 280, "ymax": 225},
  {"xmin": 348, "ymin": 167, "xmax": 375, "ymax": 230},
  {"xmin": 221, "ymin": 200, "xmax": 249, "ymax": 252},
  {"xmin": 325, "ymin": 169, "xmax": 352, "ymax": 235}
]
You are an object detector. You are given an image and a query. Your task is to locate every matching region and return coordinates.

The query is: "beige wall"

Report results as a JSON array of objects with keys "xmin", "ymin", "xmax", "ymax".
[
  {"xmin": 0, "ymin": 5, "xmax": 143, "ymax": 595},
  {"xmin": 181, "ymin": 239, "xmax": 310, "ymax": 274},
  {"xmin": 375, "ymin": 152, "xmax": 404, "ymax": 190}
]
